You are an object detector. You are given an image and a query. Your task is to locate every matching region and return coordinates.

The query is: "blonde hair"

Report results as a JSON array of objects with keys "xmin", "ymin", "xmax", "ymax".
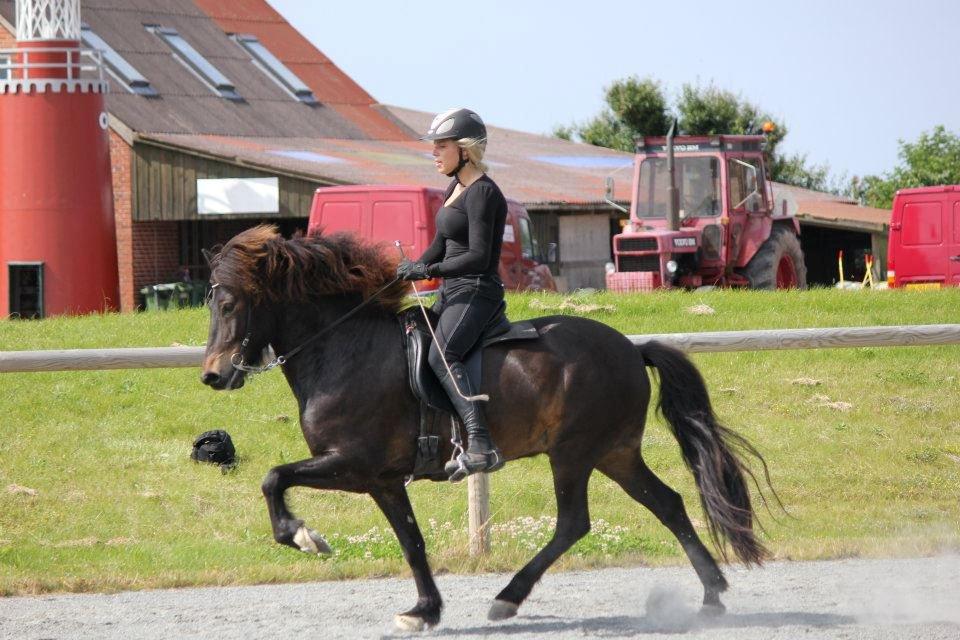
[{"xmin": 457, "ymin": 137, "xmax": 488, "ymax": 173}]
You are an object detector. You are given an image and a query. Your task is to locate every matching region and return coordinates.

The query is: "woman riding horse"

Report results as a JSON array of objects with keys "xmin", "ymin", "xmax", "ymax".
[
  {"xmin": 397, "ymin": 107, "xmax": 508, "ymax": 482},
  {"xmin": 200, "ymin": 224, "xmax": 772, "ymax": 632}
]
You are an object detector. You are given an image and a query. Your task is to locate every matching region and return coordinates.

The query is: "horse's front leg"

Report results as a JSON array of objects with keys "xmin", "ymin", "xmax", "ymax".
[
  {"xmin": 371, "ymin": 484, "xmax": 443, "ymax": 631},
  {"xmin": 261, "ymin": 453, "xmax": 363, "ymax": 554}
]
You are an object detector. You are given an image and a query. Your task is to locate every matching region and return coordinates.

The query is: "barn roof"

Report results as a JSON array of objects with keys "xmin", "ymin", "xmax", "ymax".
[
  {"xmin": 137, "ymin": 120, "xmax": 637, "ymax": 207},
  {"xmin": 0, "ymin": 0, "xmax": 892, "ymax": 223},
  {"xmin": 794, "ymin": 200, "xmax": 890, "ymax": 232},
  {"xmin": 0, "ymin": 0, "xmax": 406, "ymax": 139}
]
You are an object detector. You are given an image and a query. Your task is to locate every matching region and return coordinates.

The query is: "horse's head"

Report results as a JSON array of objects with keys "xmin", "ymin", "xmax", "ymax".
[
  {"xmin": 200, "ymin": 227, "xmax": 279, "ymax": 391},
  {"xmin": 200, "ymin": 224, "xmax": 409, "ymax": 390}
]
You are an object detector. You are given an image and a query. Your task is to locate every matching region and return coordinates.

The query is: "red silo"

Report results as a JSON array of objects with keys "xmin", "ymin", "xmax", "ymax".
[{"xmin": 0, "ymin": 0, "xmax": 118, "ymax": 318}]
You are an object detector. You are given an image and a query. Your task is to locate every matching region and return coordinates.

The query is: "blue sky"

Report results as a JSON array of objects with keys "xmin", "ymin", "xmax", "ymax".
[{"xmin": 270, "ymin": 0, "xmax": 959, "ymax": 182}]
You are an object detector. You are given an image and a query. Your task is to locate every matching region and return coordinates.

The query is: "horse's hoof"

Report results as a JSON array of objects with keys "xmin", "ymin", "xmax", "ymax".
[
  {"xmin": 700, "ymin": 602, "xmax": 726, "ymax": 617},
  {"xmin": 394, "ymin": 613, "xmax": 431, "ymax": 632},
  {"xmin": 488, "ymin": 599, "xmax": 519, "ymax": 621},
  {"xmin": 293, "ymin": 525, "xmax": 331, "ymax": 555}
]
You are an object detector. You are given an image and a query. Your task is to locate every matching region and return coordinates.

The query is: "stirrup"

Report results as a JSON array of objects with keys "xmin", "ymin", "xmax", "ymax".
[{"xmin": 444, "ymin": 449, "xmax": 505, "ymax": 483}]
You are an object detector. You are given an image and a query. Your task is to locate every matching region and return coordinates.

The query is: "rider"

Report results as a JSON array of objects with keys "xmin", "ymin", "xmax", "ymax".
[{"xmin": 396, "ymin": 108, "xmax": 508, "ymax": 482}]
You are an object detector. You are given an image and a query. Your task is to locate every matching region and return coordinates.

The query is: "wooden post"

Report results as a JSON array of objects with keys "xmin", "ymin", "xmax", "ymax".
[{"xmin": 468, "ymin": 472, "xmax": 491, "ymax": 556}]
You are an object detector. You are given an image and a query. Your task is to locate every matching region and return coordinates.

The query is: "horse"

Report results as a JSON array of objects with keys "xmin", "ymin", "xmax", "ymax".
[{"xmin": 200, "ymin": 224, "xmax": 771, "ymax": 631}]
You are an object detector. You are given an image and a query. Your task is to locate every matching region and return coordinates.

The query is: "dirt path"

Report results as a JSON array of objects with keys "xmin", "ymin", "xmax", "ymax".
[{"xmin": 2, "ymin": 556, "xmax": 958, "ymax": 639}]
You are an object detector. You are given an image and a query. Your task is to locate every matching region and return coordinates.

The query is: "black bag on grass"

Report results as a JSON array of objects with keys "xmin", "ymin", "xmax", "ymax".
[{"xmin": 190, "ymin": 429, "xmax": 236, "ymax": 466}]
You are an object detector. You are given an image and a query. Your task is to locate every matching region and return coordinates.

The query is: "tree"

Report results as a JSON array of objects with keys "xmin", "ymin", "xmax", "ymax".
[
  {"xmin": 553, "ymin": 76, "xmax": 669, "ymax": 152},
  {"xmin": 675, "ymin": 83, "xmax": 790, "ymax": 182},
  {"xmin": 675, "ymin": 83, "xmax": 772, "ymax": 141},
  {"xmin": 770, "ymin": 152, "xmax": 832, "ymax": 192},
  {"xmin": 556, "ymin": 77, "xmax": 833, "ymax": 192},
  {"xmin": 856, "ymin": 126, "xmax": 960, "ymax": 208}
]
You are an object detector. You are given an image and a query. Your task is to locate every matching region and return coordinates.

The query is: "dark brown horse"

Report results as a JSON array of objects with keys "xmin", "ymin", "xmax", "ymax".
[{"xmin": 200, "ymin": 224, "xmax": 770, "ymax": 631}]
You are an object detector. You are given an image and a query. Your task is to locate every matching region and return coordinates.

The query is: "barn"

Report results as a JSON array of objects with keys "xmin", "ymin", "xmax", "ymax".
[{"xmin": 0, "ymin": 0, "xmax": 890, "ymax": 316}]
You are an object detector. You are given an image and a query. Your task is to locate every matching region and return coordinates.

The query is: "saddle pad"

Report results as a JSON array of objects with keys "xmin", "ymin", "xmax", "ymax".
[{"xmin": 401, "ymin": 308, "xmax": 539, "ymax": 414}]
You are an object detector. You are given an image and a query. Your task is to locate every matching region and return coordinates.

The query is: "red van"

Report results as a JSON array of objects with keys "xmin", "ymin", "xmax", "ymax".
[
  {"xmin": 887, "ymin": 185, "xmax": 960, "ymax": 288},
  {"xmin": 307, "ymin": 185, "xmax": 557, "ymax": 293}
]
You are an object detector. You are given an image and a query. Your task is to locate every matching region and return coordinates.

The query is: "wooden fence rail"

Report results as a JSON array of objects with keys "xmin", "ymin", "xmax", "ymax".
[
  {"xmin": 3, "ymin": 324, "xmax": 960, "ymax": 373},
  {"xmin": 3, "ymin": 323, "xmax": 960, "ymax": 555}
]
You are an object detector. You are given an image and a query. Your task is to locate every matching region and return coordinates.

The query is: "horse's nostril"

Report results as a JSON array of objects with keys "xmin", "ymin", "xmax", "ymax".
[{"xmin": 201, "ymin": 371, "xmax": 221, "ymax": 386}]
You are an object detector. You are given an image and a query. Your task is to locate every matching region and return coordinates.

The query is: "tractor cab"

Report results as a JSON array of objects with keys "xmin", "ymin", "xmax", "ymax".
[{"xmin": 607, "ymin": 129, "xmax": 804, "ymax": 291}]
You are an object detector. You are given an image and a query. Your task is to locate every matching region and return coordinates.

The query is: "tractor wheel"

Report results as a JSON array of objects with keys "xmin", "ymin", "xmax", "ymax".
[{"xmin": 742, "ymin": 226, "xmax": 808, "ymax": 290}]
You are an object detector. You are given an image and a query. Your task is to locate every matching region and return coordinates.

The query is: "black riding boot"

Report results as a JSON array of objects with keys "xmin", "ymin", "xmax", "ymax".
[{"xmin": 439, "ymin": 362, "xmax": 505, "ymax": 482}]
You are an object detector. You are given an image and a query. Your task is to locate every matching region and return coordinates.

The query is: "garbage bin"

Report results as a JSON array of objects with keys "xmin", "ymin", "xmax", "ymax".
[
  {"xmin": 189, "ymin": 282, "xmax": 208, "ymax": 306},
  {"xmin": 139, "ymin": 283, "xmax": 177, "ymax": 311},
  {"xmin": 140, "ymin": 285, "xmax": 159, "ymax": 311},
  {"xmin": 172, "ymin": 283, "xmax": 191, "ymax": 309}
]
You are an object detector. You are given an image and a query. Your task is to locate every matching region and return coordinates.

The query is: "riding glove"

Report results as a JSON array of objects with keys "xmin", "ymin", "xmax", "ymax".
[{"xmin": 397, "ymin": 259, "xmax": 431, "ymax": 281}]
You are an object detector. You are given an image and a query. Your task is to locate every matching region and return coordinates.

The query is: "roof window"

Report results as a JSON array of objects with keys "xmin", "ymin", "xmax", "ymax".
[
  {"xmin": 147, "ymin": 25, "xmax": 241, "ymax": 101},
  {"xmin": 81, "ymin": 25, "xmax": 157, "ymax": 96},
  {"xmin": 232, "ymin": 34, "xmax": 317, "ymax": 105}
]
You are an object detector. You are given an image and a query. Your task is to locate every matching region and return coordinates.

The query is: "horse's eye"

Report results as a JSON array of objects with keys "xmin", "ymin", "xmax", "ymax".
[{"xmin": 221, "ymin": 303, "xmax": 235, "ymax": 316}]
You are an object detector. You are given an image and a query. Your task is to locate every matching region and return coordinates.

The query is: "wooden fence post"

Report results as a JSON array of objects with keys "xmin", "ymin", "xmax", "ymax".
[{"xmin": 468, "ymin": 472, "xmax": 491, "ymax": 556}]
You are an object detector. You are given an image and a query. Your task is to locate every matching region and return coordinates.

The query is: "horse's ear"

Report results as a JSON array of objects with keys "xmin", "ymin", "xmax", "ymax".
[{"xmin": 201, "ymin": 247, "xmax": 218, "ymax": 266}]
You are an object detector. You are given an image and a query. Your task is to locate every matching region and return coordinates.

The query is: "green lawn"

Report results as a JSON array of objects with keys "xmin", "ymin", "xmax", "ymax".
[{"xmin": 0, "ymin": 288, "xmax": 958, "ymax": 595}]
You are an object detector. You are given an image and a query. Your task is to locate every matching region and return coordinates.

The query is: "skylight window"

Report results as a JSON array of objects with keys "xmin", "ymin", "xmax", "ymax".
[
  {"xmin": 81, "ymin": 25, "xmax": 157, "ymax": 96},
  {"xmin": 148, "ymin": 25, "xmax": 241, "ymax": 101},
  {"xmin": 232, "ymin": 34, "xmax": 317, "ymax": 105}
]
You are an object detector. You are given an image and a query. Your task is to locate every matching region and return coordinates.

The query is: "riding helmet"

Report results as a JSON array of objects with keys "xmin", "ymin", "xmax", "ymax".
[{"xmin": 421, "ymin": 108, "xmax": 487, "ymax": 143}]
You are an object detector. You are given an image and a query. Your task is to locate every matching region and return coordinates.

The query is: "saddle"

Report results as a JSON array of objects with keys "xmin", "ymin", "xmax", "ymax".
[{"xmin": 399, "ymin": 306, "xmax": 539, "ymax": 480}]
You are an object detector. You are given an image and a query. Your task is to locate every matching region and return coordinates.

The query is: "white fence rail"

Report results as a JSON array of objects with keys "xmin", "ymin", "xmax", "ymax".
[{"xmin": 3, "ymin": 324, "xmax": 960, "ymax": 373}]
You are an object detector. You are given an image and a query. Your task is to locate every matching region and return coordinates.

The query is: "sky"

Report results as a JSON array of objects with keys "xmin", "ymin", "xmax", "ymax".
[{"xmin": 269, "ymin": 0, "xmax": 960, "ymax": 182}]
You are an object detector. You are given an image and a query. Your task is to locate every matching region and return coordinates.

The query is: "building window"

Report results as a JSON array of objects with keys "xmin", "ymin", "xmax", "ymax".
[
  {"xmin": 80, "ymin": 25, "xmax": 157, "ymax": 96},
  {"xmin": 8, "ymin": 263, "xmax": 44, "ymax": 319},
  {"xmin": 147, "ymin": 25, "xmax": 242, "ymax": 101},
  {"xmin": 232, "ymin": 34, "xmax": 317, "ymax": 105},
  {"xmin": 0, "ymin": 54, "xmax": 10, "ymax": 81}
]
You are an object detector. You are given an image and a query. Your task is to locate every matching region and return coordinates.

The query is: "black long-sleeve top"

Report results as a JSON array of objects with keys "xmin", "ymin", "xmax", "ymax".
[{"xmin": 418, "ymin": 175, "xmax": 508, "ymax": 279}]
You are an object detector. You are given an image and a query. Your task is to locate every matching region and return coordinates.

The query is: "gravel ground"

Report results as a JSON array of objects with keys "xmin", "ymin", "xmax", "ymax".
[{"xmin": 2, "ymin": 556, "xmax": 959, "ymax": 639}]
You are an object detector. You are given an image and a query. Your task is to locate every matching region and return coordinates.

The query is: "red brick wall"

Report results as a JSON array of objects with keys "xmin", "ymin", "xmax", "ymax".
[
  {"xmin": 109, "ymin": 130, "xmax": 136, "ymax": 311},
  {"xmin": 133, "ymin": 221, "xmax": 181, "ymax": 308},
  {"xmin": 0, "ymin": 23, "xmax": 14, "ymax": 49}
]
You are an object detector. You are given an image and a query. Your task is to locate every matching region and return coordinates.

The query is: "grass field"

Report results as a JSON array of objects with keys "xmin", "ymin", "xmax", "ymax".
[{"xmin": 1, "ymin": 288, "xmax": 958, "ymax": 595}]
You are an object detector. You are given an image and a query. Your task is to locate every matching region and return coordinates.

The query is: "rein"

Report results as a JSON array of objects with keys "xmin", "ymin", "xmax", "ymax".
[{"xmin": 226, "ymin": 277, "xmax": 401, "ymax": 375}]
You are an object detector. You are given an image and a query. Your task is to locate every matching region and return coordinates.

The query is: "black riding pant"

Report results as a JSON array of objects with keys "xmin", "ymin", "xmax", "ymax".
[{"xmin": 427, "ymin": 275, "xmax": 505, "ymax": 379}]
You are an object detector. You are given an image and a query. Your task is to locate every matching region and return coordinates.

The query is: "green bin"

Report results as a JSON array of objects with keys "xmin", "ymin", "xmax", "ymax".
[
  {"xmin": 140, "ymin": 284, "xmax": 177, "ymax": 311},
  {"xmin": 172, "ymin": 283, "xmax": 191, "ymax": 309},
  {"xmin": 188, "ymin": 282, "xmax": 208, "ymax": 306},
  {"xmin": 140, "ymin": 286, "xmax": 159, "ymax": 311}
]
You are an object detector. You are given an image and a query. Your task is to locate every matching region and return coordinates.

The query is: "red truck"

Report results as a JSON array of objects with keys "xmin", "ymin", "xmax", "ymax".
[
  {"xmin": 307, "ymin": 185, "xmax": 557, "ymax": 293},
  {"xmin": 887, "ymin": 185, "xmax": 960, "ymax": 289}
]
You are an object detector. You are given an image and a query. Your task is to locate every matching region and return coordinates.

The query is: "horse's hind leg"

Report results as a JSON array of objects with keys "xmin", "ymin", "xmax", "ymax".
[
  {"xmin": 489, "ymin": 455, "xmax": 592, "ymax": 621},
  {"xmin": 370, "ymin": 485, "xmax": 443, "ymax": 631},
  {"xmin": 598, "ymin": 449, "xmax": 729, "ymax": 614}
]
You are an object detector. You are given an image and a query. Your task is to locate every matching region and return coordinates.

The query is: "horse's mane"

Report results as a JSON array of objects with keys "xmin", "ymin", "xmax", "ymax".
[{"xmin": 212, "ymin": 224, "xmax": 409, "ymax": 313}]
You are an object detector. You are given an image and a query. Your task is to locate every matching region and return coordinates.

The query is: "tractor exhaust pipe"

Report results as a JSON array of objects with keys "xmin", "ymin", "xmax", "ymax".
[{"xmin": 666, "ymin": 119, "xmax": 680, "ymax": 231}]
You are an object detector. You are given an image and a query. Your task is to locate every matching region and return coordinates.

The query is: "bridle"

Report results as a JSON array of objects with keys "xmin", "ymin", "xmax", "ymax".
[{"xmin": 210, "ymin": 278, "xmax": 401, "ymax": 376}]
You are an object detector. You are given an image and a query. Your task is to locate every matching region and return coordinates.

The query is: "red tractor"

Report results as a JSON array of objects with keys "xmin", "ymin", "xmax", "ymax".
[{"xmin": 606, "ymin": 123, "xmax": 807, "ymax": 291}]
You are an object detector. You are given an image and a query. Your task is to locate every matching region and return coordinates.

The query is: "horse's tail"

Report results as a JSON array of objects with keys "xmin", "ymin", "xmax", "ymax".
[{"xmin": 638, "ymin": 340, "xmax": 769, "ymax": 566}]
